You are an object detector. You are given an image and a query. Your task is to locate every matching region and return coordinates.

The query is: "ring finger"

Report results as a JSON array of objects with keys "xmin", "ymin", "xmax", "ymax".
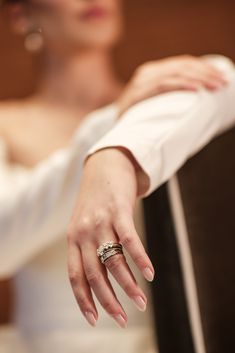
[
  {"xmin": 104, "ymin": 251, "xmax": 147, "ymax": 312},
  {"xmin": 81, "ymin": 242, "xmax": 128, "ymax": 328}
]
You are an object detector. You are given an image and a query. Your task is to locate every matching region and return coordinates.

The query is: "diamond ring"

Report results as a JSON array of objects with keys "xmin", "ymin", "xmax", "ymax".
[{"xmin": 97, "ymin": 241, "xmax": 123, "ymax": 264}]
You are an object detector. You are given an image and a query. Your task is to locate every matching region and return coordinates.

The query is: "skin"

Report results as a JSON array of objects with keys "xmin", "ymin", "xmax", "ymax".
[
  {"xmin": 68, "ymin": 148, "xmax": 148, "ymax": 328},
  {"xmin": 1, "ymin": 0, "xmax": 123, "ymax": 166},
  {"xmin": 0, "ymin": 0, "xmax": 228, "ymax": 328}
]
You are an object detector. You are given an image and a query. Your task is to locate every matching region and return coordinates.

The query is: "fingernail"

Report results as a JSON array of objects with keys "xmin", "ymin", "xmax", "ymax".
[
  {"xmin": 85, "ymin": 312, "xmax": 97, "ymax": 327},
  {"xmin": 133, "ymin": 296, "xmax": 146, "ymax": 312},
  {"xmin": 143, "ymin": 267, "xmax": 154, "ymax": 282},
  {"xmin": 112, "ymin": 314, "xmax": 127, "ymax": 329}
]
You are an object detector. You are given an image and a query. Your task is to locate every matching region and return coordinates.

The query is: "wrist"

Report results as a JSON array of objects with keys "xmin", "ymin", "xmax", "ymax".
[
  {"xmin": 86, "ymin": 147, "xmax": 136, "ymax": 174},
  {"xmin": 86, "ymin": 147, "xmax": 149, "ymax": 197}
]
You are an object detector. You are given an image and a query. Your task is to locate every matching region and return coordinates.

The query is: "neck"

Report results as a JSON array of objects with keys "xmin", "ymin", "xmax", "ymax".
[{"xmin": 35, "ymin": 49, "xmax": 123, "ymax": 112}]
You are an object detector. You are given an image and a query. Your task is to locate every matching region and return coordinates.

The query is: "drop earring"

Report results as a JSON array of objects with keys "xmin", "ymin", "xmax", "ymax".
[{"xmin": 24, "ymin": 27, "xmax": 43, "ymax": 53}]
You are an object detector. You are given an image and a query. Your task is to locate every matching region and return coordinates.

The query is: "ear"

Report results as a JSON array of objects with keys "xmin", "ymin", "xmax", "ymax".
[{"xmin": 6, "ymin": 3, "xmax": 32, "ymax": 36}]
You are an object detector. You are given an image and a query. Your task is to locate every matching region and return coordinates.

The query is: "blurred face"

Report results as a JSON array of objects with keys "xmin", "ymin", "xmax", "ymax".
[{"xmin": 10, "ymin": 0, "xmax": 123, "ymax": 52}]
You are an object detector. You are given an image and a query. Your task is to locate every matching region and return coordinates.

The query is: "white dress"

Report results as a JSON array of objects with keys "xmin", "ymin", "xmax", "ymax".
[
  {"xmin": 0, "ymin": 106, "xmax": 157, "ymax": 353},
  {"xmin": 1, "ymin": 55, "xmax": 235, "ymax": 353}
]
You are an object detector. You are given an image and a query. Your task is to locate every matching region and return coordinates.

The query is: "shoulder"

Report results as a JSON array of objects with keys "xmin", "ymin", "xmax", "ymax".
[
  {"xmin": 0, "ymin": 99, "xmax": 25, "ymax": 117},
  {"xmin": 0, "ymin": 99, "xmax": 26, "ymax": 139}
]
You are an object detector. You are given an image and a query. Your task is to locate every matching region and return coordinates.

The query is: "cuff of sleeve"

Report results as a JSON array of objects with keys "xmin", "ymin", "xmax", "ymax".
[{"xmin": 87, "ymin": 133, "xmax": 157, "ymax": 197}]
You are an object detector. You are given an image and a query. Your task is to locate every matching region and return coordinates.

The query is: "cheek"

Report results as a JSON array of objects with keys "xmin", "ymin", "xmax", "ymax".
[
  {"xmin": 31, "ymin": 0, "xmax": 74, "ymax": 38},
  {"xmin": 31, "ymin": 0, "xmax": 70, "ymax": 21}
]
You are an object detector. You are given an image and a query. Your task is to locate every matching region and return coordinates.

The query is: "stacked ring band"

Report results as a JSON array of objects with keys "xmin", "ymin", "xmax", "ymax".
[{"xmin": 97, "ymin": 241, "xmax": 123, "ymax": 264}]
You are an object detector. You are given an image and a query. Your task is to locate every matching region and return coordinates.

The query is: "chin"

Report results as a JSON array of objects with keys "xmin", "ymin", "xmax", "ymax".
[
  {"xmin": 77, "ymin": 27, "xmax": 122, "ymax": 50},
  {"xmin": 94, "ymin": 32, "xmax": 121, "ymax": 48}
]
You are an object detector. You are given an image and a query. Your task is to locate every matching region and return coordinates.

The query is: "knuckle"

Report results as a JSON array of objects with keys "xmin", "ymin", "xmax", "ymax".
[
  {"xmin": 123, "ymin": 282, "xmax": 137, "ymax": 296},
  {"xmin": 121, "ymin": 234, "xmax": 134, "ymax": 247},
  {"xmin": 73, "ymin": 217, "xmax": 93, "ymax": 241},
  {"xmin": 93, "ymin": 211, "xmax": 109, "ymax": 230},
  {"xmin": 133, "ymin": 254, "xmax": 148, "ymax": 268},
  {"xmin": 182, "ymin": 54, "xmax": 194, "ymax": 61},
  {"xmin": 106, "ymin": 255, "xmax": 122, "ymax": 272},
  {"xmin": 157, "ymin": 81, "xmax": 167, "ymax": 92},
  {"xmin": 70, "ymin": 211, "xmax": 111, "ymax": 242},
  {"xmin": 76, "ymin": 294, "xmax": 88, "ymax": 309},
  {"xmin": 181, "ymin": 56, "xmax": 197, "ymax": 67},
  {"xmin": 135, "ymin": 64, "xmax": 145, "ymax": 74},
  {"xmin": 68, "ymin": 269, "xmax": 81, "ymax": 286},
  {"xmin": 115, "ymin": 202, "xmax": 131, "ymax": 215},
  {"xmin": 135, "ymin": 61, "xmax": 150, "ymax": 74},
  {"xmin": 86, "ymin": 271, "xmax": 102, "ymax": 286},
  {"xmin": 103, "ymin": 301, "xmax": 115, "ymax": 314}
]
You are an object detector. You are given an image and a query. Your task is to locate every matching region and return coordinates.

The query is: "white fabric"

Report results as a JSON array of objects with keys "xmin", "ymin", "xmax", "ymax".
[
  {"xmin": 88, "ymin": 55, "xmax": 235, "ymax": 196},
  {"xmin": 0, "ymin": 105, "xmax": 117, "ymax": 278},
  {"xmin": 1, "ymin": 54, "xmax": 235, "ymax": 353},
  {"xmin": 0, "ymin": 106, "xmax": 156, "ymax": 352}
]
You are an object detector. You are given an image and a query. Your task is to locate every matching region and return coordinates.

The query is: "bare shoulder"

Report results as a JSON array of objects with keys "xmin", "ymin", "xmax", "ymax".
[
  {"xmin": 0, "ymin": 99, "xmax": 26, "ymax": 137},
  {"xmin": 0, "ymin": 99, "xmax": 25, "ymax": 118}
]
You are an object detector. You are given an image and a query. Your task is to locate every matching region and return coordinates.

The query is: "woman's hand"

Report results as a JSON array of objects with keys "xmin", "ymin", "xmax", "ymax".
[
  {"xmin": 67, "ymin": 148, "xmax": 154, "ymax": 328},
  {"xmin": 117, "ymin": 55, "xmax": 228, "ymax": 116}
]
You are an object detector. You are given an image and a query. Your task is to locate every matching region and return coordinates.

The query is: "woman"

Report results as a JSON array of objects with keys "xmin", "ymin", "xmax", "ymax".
[{"xmin": 0, "ymin": 0, "xmax": 226, "ymax": 352}]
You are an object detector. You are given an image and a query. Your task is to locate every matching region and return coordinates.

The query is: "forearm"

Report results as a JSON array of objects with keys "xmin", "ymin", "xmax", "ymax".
[{"xmin": 87, "ymin": 56, "xmax": 235, "ymax": 196}]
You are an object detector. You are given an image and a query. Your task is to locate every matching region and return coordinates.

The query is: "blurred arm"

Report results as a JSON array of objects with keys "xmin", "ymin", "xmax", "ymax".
[
  {"xmin": 0, "ymin": 155, "xmax": 76, "ymax": 278},
  {"xmin": 0, "ymin": 106, "xmax": 117, "ymax": 278}
]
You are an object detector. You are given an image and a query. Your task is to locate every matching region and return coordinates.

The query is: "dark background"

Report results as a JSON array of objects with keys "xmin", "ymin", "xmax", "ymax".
[{"xmin": 0, "ymin": 0, "xmax": 235, "ymax": 325}]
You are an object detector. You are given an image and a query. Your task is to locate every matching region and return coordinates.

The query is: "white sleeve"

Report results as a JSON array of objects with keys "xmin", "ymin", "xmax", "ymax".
[
  {"xmin": 87, "ymin": 56, "xmax": 235, "ymax": 196},
  {"xmin": 0, "ymin": 107, "xmax": 117, "ymax": 278},
  {"xmin": 0, "ymin": 151, "xmax": 82, "ymax": 278}
]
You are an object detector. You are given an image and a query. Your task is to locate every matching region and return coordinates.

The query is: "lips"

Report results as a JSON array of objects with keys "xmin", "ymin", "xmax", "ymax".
[{"xmin": 80, "ymin": 6, "xmax": 109, "ymax": 21}]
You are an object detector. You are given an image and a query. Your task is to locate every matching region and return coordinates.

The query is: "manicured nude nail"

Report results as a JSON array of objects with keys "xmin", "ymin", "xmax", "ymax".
[
  {"xmin": 85, "ymin": 312, "xmax": 97, "ymax": 327},
  {"xmin": 133, "ymin": 296, "xmax": 147, "ymax": 312},
  {"xmin": 143, "ymin": 267, "xmax": 154, "ymax": 282},
  {"xmin": 112, "ymin": 314, "xmax": 127, "ymax": 329}
]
